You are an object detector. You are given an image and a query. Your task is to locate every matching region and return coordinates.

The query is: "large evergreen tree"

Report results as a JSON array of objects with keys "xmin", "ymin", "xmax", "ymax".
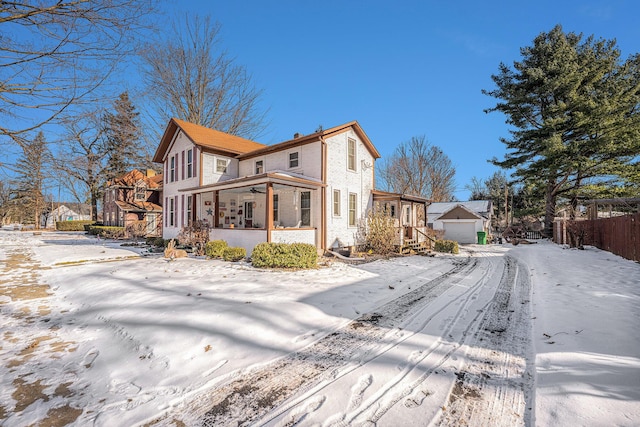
[
  {"xmin": 484, "ymin": 25, "xmax": 640, "ymax": 236},
  {"xmin": 103, "ymin": 92, "xmax": 145, "ymax": 182}
]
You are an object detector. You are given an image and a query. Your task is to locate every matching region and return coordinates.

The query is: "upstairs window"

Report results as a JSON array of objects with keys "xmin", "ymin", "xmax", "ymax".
[
  {"xmin": 347, "ymin": 138, "xmax": 357, "ymax": 171},
  {"xmin": 289, "ymin": 152, "xmax": 299, "ymax": 168},
  {"xmin": 170, "ymin": 156, "xmax": 176, "ymax": 182},
  {"xmin": 187, "ymin": 149, "xmax": 193, "ymax": 178},
  {"xmin": 255, "ymin": 160, "xmax": 264, "ymax": 174},
  {"xmin": 134, "ymin": 181, "xmax": 146, "ymax": 201},
  {"xmin": 216, "ymin": 158, "xmax": 228, "ymax": 174}
]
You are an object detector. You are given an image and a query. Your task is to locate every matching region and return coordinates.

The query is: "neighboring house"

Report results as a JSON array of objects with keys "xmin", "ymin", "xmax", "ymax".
[
  {"xmin": 153, "ymin": 118, "xmax": 429, "ymax": 254},
  {"xmin": 427, "ymin": 200, "xmax": 492, "ymax": 244},
  {"xmin": 103, "ymin": 169, "xmax": 163, "ymax": 237},
  {"xmin": 43, "ymin": 203, "xmax": 92, "ymax": 228}
]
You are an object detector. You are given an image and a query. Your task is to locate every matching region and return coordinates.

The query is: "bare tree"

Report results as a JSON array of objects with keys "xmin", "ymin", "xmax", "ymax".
[
  {"xmin": 378, "ymin": 136, "xmax": 456, "ymax": 202},
  {"xmin": 54, "ymin": 109, "xmax": 109, "ymax": 221},
  {"xmin": 0, "ymin": 0, "xmax": 157, "ymax": 145},
  {"xmin": 140, "ymin": 15, "xmax": 268, "ymax": 139}
]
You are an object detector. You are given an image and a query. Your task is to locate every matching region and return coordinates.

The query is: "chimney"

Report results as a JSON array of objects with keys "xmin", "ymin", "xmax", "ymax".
[
  {"xmin": 146, "ymin": 169, "xmax": 156, "ymax": 177},
  {"xmin": 293, "ymin": 132, "xmax": 303, "ymax": 139}
]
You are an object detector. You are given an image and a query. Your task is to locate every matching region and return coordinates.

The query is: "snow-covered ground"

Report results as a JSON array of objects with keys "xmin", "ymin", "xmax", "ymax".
[{"xmin": 0, "ymin": 230, "xmax": 638, "ymax": 426}]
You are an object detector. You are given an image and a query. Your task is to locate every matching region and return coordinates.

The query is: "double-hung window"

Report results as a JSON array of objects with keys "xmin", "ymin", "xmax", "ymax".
[
  {"xmin": 216, "ymin": 158, "xmax": 228, "ymax": 174},
  {"xmin": 300, "ymin": 191, "xmax": 311, "ymax": 227},
  {"xmin": 347, "ymin": 138, "xmax": 356, "ymax": 171},
  {"xmin": 348, "ymin": 193, "xmax": 357, "ymax": 226},
  {"xmin": 273, "ymin": 194, "xmax": 279, "ymax": 222},
  {"xmin": 289, "ymin": 152, "xmax": 299, "ymax": 168},
  {"xmin": 255, "ymin": 160, "xmax": 264, "ymax": 174},
  {"xmin": 169, "ymin": 198, "xmax": 175, "ymax": 226},
  {"xmin": 170, "ymin": 156, "xmax": 176, "ymax": 182},
  {"xmin": 333, "ymin": 190, "xmax": 341, "ymax": 216},
  {"xmin": 187, "ymin": 149, "xmax": 193, "ymax": 178},
  {"xmin": 186, "ymin": 195, "xmax": 192, "ymax": 225}
]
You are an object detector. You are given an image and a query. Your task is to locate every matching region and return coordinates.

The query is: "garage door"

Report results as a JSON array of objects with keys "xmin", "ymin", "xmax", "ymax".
[{"xmin": 443, "ymin": 222, "xmax": 476, "ymax": 244}]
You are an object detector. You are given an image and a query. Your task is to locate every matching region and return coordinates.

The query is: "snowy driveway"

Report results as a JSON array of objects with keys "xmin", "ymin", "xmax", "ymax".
[{"xmin": 0, "ymin": 231, "xmax": 639, "ymax": 426}]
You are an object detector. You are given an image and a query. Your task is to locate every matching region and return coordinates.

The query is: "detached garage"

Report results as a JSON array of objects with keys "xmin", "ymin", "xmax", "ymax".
[{"xmin": 427, "ymin": 201, "xmax": 492, "ymax": 244}]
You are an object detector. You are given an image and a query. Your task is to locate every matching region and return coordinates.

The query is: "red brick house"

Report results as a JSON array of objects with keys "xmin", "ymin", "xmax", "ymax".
[{"xmin": 103, "ymin": 169, "xmax": 163, "ymax": 237}]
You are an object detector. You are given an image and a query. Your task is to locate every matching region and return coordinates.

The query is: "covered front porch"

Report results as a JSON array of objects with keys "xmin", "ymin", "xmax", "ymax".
[
  {"xmin": 184, "ymin": 172, "xmax": 325, "ymax": 255},
  {"xmin": 372, "ymin": 190, "xmax": 431, "ymax": 248}
]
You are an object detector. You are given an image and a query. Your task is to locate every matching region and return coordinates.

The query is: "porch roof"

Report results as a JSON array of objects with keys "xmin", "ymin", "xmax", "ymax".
[
  {"xmin": 372, "ymin": 190, "xmax": 430, "ymax": 204},
  {"xmin": 180, "ymin": 170, "xmax": 325, "ymax": 194}
]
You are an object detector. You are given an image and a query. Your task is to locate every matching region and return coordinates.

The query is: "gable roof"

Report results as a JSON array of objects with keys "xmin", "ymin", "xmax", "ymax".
[
  {"xmin": 109, "ymin": 169, "xmax": 162, "ymax": 189},
  {"xmin": 427, "ymin": 200, "xmax": 492, "ymax": 224},
  {"xmin": 54, "ymin": 203, "xmax": 92, "ymax": 216},
  {"xmin": 153, "ymin": 118, "xmax": 266, "ymax": 163},
  {"xmin": 237, "ymin": 120, "xmax": 381, "ymax": 160},
  {"xmin": 436, "ymin": 204, "xmax": 483, "ymax": 221}
]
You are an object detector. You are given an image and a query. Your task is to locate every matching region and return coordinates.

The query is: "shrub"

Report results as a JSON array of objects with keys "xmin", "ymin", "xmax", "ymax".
[
  {"xmin": 146, "ymin": 237, "xmax": 170, "ymax": 247},
  {"xmin": 358, "ymin": 210, "xmax": 398, "ymax": 255},
  {"xmin": 251, "ymin": 242, "xmax": 318, "ymax": 269},
  {"xmin": 56, "ymin": 220, "xmax": 95, "ymax": 231},
  {"xmin": 177, "ymin": 220, "xmax": 210, "ymax": 255},
  {"xmin": 434, "ymin": 239, "xmax": 459, "ymax": 254},
  {"xmin": 205, "ymin": 240, "xmax": 228, "ymax": 258},
  {"xmin": 222, "ymin": 246, "xmax": 246, "ymax": 262},
  {"xmin": 87, "ymin": 225, "xmax": 125, "ymax": 239}
]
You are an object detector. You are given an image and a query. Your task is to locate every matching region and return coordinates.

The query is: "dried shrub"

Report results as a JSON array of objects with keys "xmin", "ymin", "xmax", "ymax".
[
  {"xmin": 358, "ymin": 210, "xmax": 398, "ymax": 255},
  {"xmin": 177, "ymin": 220, "xmax": 210, "ymax": 255}
]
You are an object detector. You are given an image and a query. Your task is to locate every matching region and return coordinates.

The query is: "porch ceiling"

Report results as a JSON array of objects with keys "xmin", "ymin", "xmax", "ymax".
[{"xmin": 180, "ymin": 171, "xmax": 325, "ymax": 194}]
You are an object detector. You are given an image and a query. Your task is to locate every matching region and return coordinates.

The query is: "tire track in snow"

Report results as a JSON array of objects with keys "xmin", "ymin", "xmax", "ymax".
[
  {"xmin": 436, "ymin": 255, "xmax": 533, "ymax": 427},
  {"xmin": 148, "ymin": 256, "xmax": 477, "ymax": 426}
]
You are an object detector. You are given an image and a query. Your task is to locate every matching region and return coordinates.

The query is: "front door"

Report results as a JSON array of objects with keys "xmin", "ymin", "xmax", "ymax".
[{"xmin": 244, "ymin": 201, "xmax": 253, "ymax": 228}]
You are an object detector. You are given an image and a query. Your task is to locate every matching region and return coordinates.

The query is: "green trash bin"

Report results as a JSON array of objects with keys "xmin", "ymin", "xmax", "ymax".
[{"xmin": 477, "ymin": 231, "xmax": 487, "ymax": 245}]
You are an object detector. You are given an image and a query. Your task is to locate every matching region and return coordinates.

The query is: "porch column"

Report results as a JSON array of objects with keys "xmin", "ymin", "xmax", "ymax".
[
  {"xmin": 265, "ymin": 183, "xmax": 273, "ymax": 242},
  {"xmin": 213, "ymin": 191, "xmax": 219, "ymax": 228}
]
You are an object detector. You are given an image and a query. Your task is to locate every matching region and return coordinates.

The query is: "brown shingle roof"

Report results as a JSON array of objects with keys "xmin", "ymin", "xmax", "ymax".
[
  {"xmin": 153, "ymin": 118, "xmax": 266, "ymax": 163},
  {"xmin": 115, "ymin": 200, "xmax": 163, "ymax": 213},
  {"xmin": 110, "ymin": 170, "xmax": 162, "ymax": 189}
]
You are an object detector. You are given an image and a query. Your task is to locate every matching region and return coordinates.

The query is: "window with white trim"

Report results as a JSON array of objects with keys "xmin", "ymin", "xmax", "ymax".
[
  {"xmin": 348, "ymin": 193, "xmax": 357, "ymax": 226},
  {"xmin": 289, "ymin": 152, "xmax": 299, "ymax": 168},
  {"xmin": 300, "ymin": 191, "xmax": 311, "ymax": 227},
  {"xmin": 169, "ymin": 198, "xmax": 175, "ymax": 226},
  {"xmin": 186, "ymin": 195, "xmax": 192, "ymax": 225},
  {"xmin": 187, "ymin": 149, "xmax": 193, "ymax": 178},
  {"xmin": 170, "ymin": 156, "xmax": 175, "ymax": 182},
  {"xmin": 333, "ymin": 189, "xmax": 341, "ymax": 216},
  {"xmin": 134, "ymin": 181, "xmax": 146, "ymax": 201},
  {"xmin": 255, "ymin": 160, "xmax": 264, "ymax": 174},
  {"xmin": 216, "ymin": 158, "xmax": 228, "ymax": 173},
  {"xmin": 347, "ymin": 138, "xmax": 357, "ymax": 171}
]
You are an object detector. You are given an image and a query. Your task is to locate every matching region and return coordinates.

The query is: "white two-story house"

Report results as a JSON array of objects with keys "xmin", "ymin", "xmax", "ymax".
[{"xmin": 153, "ymin": 118, "xmax": 429, "ymax": 255}]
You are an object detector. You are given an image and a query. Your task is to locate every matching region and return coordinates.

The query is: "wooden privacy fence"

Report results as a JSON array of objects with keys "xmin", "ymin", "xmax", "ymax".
[{"xmin": 559, "ymin": 212, "xmax": 640, "ymax": 262}]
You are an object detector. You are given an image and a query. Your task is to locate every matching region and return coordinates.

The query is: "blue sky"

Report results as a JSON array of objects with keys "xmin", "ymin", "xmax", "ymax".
[{"xmin": 160, "ymin": 0, "xmax": 640, "ymax": 200}]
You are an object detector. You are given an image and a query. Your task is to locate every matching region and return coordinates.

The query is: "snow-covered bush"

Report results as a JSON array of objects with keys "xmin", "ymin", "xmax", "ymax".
[
  {"xmin": 251, "ymin": 242, "xmax": 317, "ymax": 268},
  {"xmin": 205, "ymin": 240, "xmax": 228, "ymax": 258}
]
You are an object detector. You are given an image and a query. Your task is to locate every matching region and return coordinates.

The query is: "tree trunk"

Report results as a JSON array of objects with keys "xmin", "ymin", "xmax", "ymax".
[{"xmin": 543, "ymin": 180, "xmax": 557, "ymax": 238}]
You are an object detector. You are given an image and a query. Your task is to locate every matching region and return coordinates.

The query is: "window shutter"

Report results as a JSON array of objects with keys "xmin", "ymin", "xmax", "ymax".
[
  {"xmin": 164, "ymin": 160, "xmax": 168, "ymax": 184},
  {"xmin": 164, "ymin": 197, "xmax": 168, "ymax": 226},
  {"xmin": 181, "ymin": 151, "xmax": 185, "ymax": 180},
  {"xmin": 193, "ymin": 147, "xmax": 198, "ymax": 177}
]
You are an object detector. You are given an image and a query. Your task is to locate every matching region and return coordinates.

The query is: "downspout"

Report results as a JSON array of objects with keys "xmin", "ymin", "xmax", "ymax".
[{"xmin": 320, "ymin": 135, "xmax": 327, "ymax": 253}]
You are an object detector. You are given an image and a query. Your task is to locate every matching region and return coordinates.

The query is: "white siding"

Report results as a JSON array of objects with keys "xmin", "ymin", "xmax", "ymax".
[
  {"xmin": 238, "ymin": 142, "xmax": 322, "ymax": 178},
  {"xmin": 325, "ymin": 129, "xmax": 375, "ymax": 249},
  {"xmin": 162, "ymin": 131, "xmax": 200, "ymax": 239},
  {"xmin": 202, "ymin": 153, "xmax": 238, "ymax": 185}
]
